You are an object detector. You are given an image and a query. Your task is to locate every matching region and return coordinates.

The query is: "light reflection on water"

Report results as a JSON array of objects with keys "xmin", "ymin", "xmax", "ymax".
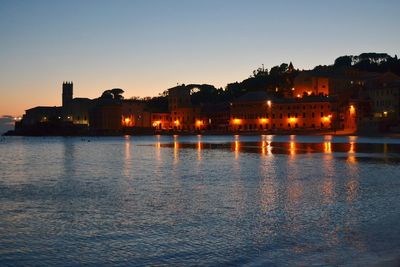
[{"xmin": 0, "ymin": 135, "xmax": 400, "ymax": 266}]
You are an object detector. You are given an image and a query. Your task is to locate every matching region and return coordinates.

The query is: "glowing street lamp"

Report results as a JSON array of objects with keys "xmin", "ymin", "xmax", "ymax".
[
  {"xmin": 152, "ymin": 120, "xmax": 161, "ymax": 127},
  {"xmin": 349, "ymin": 105, "xmax": 355, "ymax": 115},
  {"xmin": 233, "ymin": 118, "xmax": 241, "ymax": 125},
  {"xmin": 322, "ymin": 116, "xmax": 331, "ymax": 123}
]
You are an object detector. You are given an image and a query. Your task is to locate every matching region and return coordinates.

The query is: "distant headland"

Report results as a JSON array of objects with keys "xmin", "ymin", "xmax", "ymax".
[{"xmin": 4, "ymin": 52, "xmax": 400, "ymax": 136}]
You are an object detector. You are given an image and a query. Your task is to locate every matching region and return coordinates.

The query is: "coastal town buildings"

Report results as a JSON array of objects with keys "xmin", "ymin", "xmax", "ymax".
[
  {"xmin": 230, "ymin": 91, "xmax": 334, "ymax": 131},
  {"xmin": 13, "ymin": 68, "xmax": 400, "ymax": 135}
]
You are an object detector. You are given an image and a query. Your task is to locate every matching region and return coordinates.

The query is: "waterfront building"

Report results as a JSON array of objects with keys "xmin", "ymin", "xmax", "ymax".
[
  {"xmin": 229, "ymin": 91, "xmax": 335, "ymax": 131},
  {"xmin": 151, "ymin": 113, "xmax": 171, "ymax": 130},
  {"xmin": 19, "ymin": 106, "xmax": 62, "ymax": 126},
  {"xmin": 293, "ymin": 72, "xmax": 330, "ymax": 97},
  {"xmin": 121, "ymin": 100, "xmax": 150, "ymax": 128},
  {"xmin": 90, "ymin": 98, "xmax": 122, "ymax": 131},
  {"xmin": 168, "ymin": 85, "xmax": 202, "ymax": 131},
  {"xmin": 13, "ymin": 69, "xmax": 400, "ymax": 135},
  {"xmin": 61, "ymin": 82, "xmax": 93, "ymax": 126},
  {"xmin": 200, "ymin": 102, "xmax": 231, "ymax": 131}
]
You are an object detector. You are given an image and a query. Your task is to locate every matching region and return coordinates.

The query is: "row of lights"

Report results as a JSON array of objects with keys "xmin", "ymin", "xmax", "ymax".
[{"xmin": 232, "ymin": 115, "xmax": 332, "ymax": 125}]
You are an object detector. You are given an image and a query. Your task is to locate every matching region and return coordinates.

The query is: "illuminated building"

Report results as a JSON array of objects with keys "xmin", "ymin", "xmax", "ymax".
[
  {"xmin": 168, "ymin": 85, "xmax": 202, "ymax": 131},
  {"xmin": 151, "ymin": 113, "xmax": 171, "ymax": 130},
  {"xmin": 293, "ymin": 72, "xmax": 330, "ymax": 97},
  {"xmin": 229, "ymin": 91, "xmax": 335, "ymax": 131}
]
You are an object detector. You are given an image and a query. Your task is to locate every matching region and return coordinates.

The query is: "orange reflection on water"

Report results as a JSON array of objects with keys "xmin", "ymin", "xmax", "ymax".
[
  {"xmin": 289, "ymin": 141, "xmax": 296, "ymax": 156},
  {"xmin": 155, "ymin": 141, "xmax": 161, "ymax": 161},
  {"xmin": 174, "ymin": 141, "xmax": 179, "ymax": 163},
  {"xmin": 197, "ymin": 140, "xmax": 202, "ymax": 161},
  {"xmin": 234, "ymin": 140, "xmax": 240, "ymax": 160},
  {"xmin": 261, "ymin": 140, "xmax": 266, "ymax": 155},
  {"xmin": 349, "ymin": 142, "xmax": 355, "ymax": 153},
  {"xmin": 124, "ymin": 137, "xmax": 131, "ymax": 176},
  {"xmin": 324, "ymin": 142, "xmax": 332, "ymax": 153},
  {"xmin": 347, "ymin": 142, "xmax": 357, "ymax": 163}
]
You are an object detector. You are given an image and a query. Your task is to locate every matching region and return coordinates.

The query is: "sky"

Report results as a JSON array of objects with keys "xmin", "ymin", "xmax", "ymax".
[{"xmin": 0, "ymin": 0, "xmax": 399, "ymax": 126}]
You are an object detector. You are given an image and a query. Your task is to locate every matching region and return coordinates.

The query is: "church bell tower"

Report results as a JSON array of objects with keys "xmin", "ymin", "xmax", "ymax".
[{"xmin": 62, "ymin": 81, "xmax": 73, "ymax": 107}]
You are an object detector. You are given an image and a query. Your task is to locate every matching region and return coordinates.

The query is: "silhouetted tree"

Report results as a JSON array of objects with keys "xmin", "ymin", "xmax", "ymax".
[{"xmin": 334, "ymin": 56, "xmax": 353, "ymax": 67}]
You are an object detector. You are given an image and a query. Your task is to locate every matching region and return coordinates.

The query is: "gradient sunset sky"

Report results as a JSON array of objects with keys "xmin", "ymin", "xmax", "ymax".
[{"xmin": 0, "ymin": 0, "xmax": 399, "ymax": 118}]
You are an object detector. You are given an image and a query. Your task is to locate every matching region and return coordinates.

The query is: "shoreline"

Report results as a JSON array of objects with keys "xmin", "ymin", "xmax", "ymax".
[{"xmin": 3, "ymin": 129, "xmax": 400, "ymax": 138}]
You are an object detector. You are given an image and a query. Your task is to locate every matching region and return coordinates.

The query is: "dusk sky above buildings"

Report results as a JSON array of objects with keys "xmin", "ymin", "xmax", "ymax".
[{"xmin": 0, "ymin": 0, "xmax": 399, "ymax": 120}]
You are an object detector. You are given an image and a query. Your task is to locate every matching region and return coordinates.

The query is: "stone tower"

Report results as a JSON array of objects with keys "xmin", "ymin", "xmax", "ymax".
[{"xmin": 62, "ymin": 81, "xmax": 73, "ymax": 107}]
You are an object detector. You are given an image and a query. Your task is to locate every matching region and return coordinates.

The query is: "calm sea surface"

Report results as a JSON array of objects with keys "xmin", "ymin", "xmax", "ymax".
[{"xmin": 0, "ymin": 135, "xmax": 400, "ymax": 266}]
